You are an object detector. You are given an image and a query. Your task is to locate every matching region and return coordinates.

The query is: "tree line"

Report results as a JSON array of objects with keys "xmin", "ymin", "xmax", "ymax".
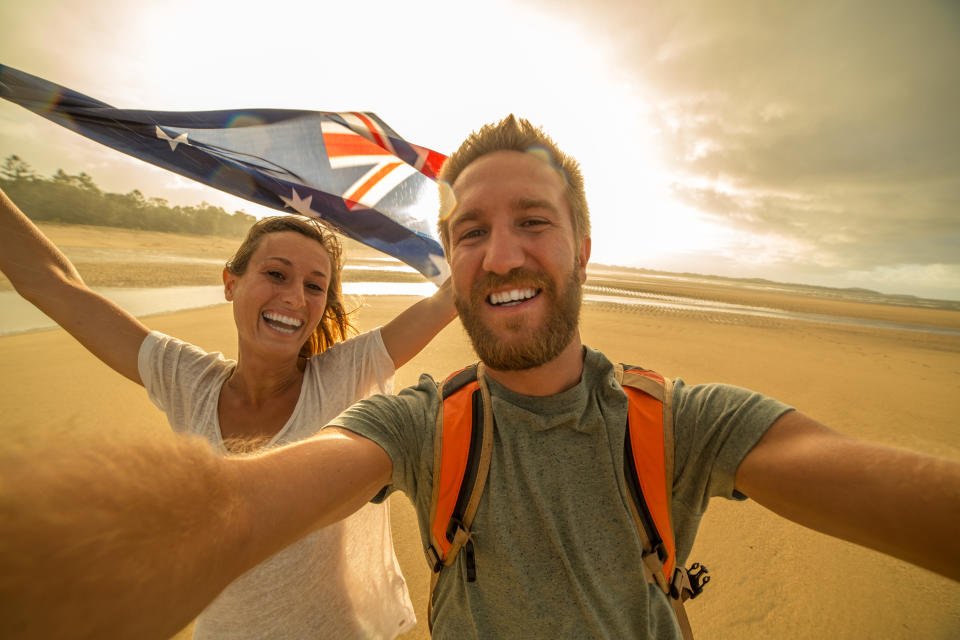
[{"xmin": 1, "ymin": 154, "xmax": 256, "ymax": 237}]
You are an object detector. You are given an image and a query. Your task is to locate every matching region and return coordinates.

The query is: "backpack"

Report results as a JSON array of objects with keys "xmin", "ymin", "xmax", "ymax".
[{"xmin": 423, "ymin": 361, "xmax": 710, "ymax": 638}]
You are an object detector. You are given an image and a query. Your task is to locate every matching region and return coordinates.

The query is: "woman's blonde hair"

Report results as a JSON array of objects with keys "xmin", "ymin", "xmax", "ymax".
[{"xmin": 225, "ymin": 215, "xmax": 356, "ymax": 358}]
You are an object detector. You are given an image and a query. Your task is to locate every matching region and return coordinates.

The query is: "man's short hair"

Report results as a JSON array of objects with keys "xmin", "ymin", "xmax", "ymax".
[{"xmin": 437, "ymin": 115, "xmax": 591, "ymax": 254}]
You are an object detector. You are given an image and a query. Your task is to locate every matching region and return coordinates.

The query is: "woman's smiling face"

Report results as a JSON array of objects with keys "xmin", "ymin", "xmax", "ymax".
[{"xmin": 224, "ymin": 230, "xmax": 332, "ymax": 360}]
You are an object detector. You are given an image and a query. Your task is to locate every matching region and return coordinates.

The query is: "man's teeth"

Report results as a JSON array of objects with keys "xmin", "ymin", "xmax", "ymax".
[
  {"xmin": 489, "ymin": 288, "xmax": 538, "ymax": 306},
  {"xmin": 262, "ymin": 312, "xmax": 303, "ymax": 334}
]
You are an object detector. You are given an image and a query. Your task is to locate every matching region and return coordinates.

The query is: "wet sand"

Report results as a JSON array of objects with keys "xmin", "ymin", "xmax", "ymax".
[{"xmin": 1, "ymin": 224, "xmax": 958, "ymax": 638}]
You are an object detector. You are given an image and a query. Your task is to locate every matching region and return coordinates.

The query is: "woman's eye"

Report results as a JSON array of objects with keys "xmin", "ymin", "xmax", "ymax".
[
  {"xmin": 267, "ymin": 270, "xmax": 284, "ymax": 280},
  {"xmin": 307, "ymin": 283, "xmax": 325, "ymax": 293}
]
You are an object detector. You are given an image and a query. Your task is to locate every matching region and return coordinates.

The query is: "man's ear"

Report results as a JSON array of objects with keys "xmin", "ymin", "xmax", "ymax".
[
  {"xmin": 223, "ymin": 268, "xmax": 236, "ymax": 301},
  {"xmin": 577, "ymin": 237, "xmax": 591, "ymax": 284}
]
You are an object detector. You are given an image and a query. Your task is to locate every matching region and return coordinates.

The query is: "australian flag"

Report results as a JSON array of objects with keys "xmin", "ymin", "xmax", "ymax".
[{"xmin": 0, "ymin": 65, "xmax": 450, "ymax": 283}]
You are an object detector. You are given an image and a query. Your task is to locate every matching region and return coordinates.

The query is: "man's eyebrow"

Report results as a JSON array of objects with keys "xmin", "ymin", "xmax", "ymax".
[
  {"xmin": 449, "ymin": 209, "xmax": 481, "ymax": 230},
  {"xmin": 515, "ymin": 197, "xmax": 558, "ymax": 213}
]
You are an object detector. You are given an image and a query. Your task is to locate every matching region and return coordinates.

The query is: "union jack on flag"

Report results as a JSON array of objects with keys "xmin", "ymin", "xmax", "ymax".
[{"xmin": 0, "ymin": 65, "xmax": 450, "ymax": 283}]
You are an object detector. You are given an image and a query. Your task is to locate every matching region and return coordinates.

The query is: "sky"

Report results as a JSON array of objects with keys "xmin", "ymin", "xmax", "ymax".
[{"xmin": 1, "ymin": 0, "xmax": 958, "ymax": 300}]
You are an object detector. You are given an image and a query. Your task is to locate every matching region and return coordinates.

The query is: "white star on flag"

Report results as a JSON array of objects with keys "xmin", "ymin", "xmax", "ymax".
[
  {"xmin": 279, "ymin": 188, "xmax": 320, "ymax": 217},
  {"xmin": 155, "ymin": 126, "xmax": 189, "ymax": 151}
]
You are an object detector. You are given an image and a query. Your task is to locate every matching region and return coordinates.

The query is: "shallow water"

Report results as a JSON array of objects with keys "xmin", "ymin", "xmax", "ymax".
[
  {"xmin": 582, "ymin": 286, "xmax": 960, "ymax": 336},
  {"xmin": 0, "ymin": 282, "xmax": 438, "ymax": 336},
  {"xmin": 2, "ymin": 281, "xmax": 957, "ymax": 337}
]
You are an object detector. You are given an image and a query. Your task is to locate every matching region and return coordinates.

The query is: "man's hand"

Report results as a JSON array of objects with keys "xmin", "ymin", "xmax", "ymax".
[{"xmin": 0, "ymin": 426, "xmax": 392, "ymax": 639}]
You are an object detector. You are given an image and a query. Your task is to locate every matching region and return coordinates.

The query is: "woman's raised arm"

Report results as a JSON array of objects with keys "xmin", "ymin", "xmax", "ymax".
[{"xmin": 0, "ymin": 188, "xmax": 149, "ymax": 383}]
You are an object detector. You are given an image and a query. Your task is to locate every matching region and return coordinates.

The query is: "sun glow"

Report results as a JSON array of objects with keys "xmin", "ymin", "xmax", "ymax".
[
  {"xmin": 1, "ymin": 0, "xmax": 734, "ymax": 275},
  {"xmin": 129, "ymin": 0, "xmax": 714, "ymax": 268}
]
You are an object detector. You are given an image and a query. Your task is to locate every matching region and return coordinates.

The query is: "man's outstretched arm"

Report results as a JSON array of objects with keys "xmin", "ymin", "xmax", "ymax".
[
  {"xmin": 0, "ymin": 427, "xmax": 391, "ymax": 640},
  {"xmin": 735, "ymin": 410, "xmax": 960, "ymax": 581}
]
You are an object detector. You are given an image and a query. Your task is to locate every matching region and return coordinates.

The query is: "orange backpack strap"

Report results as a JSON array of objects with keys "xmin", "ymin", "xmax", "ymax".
[
  {"xmin": 425, "ymin": 362, "xmax": 494, "ymax": 626},
  {"xmin": 618, "ymin": 364, "xmax": 708, "ymax": 639},
  {"xmin": 617, "ymin": 364, "xmax": 675, "ymax": 587}
]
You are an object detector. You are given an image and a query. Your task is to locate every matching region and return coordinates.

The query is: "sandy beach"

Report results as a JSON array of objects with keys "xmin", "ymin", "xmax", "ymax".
[{"xmin": 1, "ymin": 224, "xmax": 958, "ymax": 638}]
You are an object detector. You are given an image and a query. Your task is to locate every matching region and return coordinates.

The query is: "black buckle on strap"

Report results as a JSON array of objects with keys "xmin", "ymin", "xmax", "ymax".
[
  {"xmin": 654, "ymin": 541, "xmax": 668, "ymax": 563},
  {"xmin": 670, "ymin": 563, "xmax": 710, "ymax": 600},
  {"xmin": 446, "ymin": 516, "xmax": 466, "ymax": 542},
  {"xmin": 426, "ymin": 546, "xmax": 442, "ymax": 573},
  {"xmin": 464, "ymin": 539, "xmax": 477, "ymax": 582},
  {"xmin": 687, "ymin": 563, "xmax": 710, "ymax": 599}
]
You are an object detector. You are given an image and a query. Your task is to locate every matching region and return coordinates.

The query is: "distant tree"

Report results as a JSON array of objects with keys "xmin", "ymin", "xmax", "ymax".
[
  {"xmin": 227, "ymin": 210, "xmax": 257, "ymax": 236},
  {"xmin": 1, "ymin": 155, "xmax": 38, "ymax": 182},
  {"xmin": 4, "ymin": 155, "xmax": 253, "ymax": 238},
  {"xmin": 52, "ymin": 169, "xmax": 100, "ymax": 193},
  {"xmin": 127, "ymin": 189, "xmax": 146, "ymax": 207},
  {"xmin": 74, "ymin": 172, "xmax": 99, "ymax": 192}
]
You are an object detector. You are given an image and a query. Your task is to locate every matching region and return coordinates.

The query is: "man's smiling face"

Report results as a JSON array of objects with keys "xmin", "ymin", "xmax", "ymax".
[{"xmin": 447, "ymin": 150, "xmax": 590, "ymax": 371}]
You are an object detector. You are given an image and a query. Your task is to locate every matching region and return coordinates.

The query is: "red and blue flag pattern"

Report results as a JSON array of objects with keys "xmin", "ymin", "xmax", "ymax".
[{"xmin": 0, "ymin": 65, "xmax": 449, "ymax": 283}]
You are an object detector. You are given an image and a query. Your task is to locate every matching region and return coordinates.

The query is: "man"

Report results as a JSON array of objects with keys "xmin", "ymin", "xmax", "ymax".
[
  {"xmin": 1, "ymin": 116, "xmax": 958, "ymax": 639},
  {"xmin": 325, "ymin": 116, "xmax": 960, "ymax": 636}
]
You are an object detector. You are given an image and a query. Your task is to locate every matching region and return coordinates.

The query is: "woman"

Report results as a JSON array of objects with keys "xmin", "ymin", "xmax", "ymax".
[{"xmin": 0, "ymin": 187, "xmax": 455, "ymax": 639}]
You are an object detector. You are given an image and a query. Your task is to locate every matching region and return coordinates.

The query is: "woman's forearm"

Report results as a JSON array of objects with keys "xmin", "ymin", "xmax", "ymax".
[
  {"xmin": 0, "ymin": 187, "xmax": 148, "ymax": 381},
  {"xmin": 381, "ymin": 277, "xmax": 457, "ymax": 368}
]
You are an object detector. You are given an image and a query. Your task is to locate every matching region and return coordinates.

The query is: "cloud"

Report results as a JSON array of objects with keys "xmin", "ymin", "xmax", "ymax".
[
  {"xmin": 669, "ymin": 178, "xmax": 959, "ymax": 267},
  {"xmin": 524, "ymin": 0, "xmax": 960, "ymax": 290}
]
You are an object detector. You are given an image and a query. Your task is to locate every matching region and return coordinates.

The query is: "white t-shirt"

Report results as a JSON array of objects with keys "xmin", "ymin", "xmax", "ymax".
[{"xmin": 138, "ymin": 329, "xmax": 416, "ymax": 639}]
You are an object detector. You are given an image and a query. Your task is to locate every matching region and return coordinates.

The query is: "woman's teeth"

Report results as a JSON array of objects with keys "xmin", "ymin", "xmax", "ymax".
[{"xmin": 262, "ymin": 312, "xmax": 303, "ymax": 334}]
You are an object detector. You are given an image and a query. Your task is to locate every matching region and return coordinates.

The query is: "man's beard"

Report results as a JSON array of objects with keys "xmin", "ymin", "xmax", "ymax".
[{"xmin": 455, "ymin": 263, "xmax": 583, "ymax": 371}]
